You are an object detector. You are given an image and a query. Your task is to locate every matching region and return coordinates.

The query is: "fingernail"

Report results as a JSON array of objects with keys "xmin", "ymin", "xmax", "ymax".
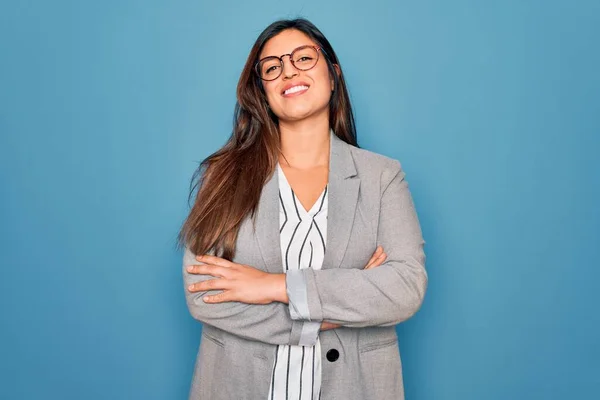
[
  {"xmin": 188, "ymin": 285, "xmax": 194, "ymax": 291},
  {"xmin": 187, "ymin": 266, "xmax": 193, "ymax": 272},
  {"xmin": 203, "ymin": 296, "xmax": 210, "ymax": 302}
]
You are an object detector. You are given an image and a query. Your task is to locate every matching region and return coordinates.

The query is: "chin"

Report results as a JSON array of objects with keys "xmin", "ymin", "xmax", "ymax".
[
  {"xmin": 281, "ymin": 103, "xmax": 330, "ymax": 121},
  {"xmin": 276, "ymin": 107, "xmax": 313, "ymax": 121},
  {"xmin": 286, "ymin": 110, "xmax": 314, "ymax": 121}
]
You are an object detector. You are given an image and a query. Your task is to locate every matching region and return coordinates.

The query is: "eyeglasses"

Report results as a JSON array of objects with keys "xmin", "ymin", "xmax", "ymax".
[{"xmin": 255, "ymin": 45, "xmax": 323, "ymax": 81}]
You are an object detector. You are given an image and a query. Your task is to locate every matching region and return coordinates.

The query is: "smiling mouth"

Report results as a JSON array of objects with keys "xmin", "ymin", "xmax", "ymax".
[{"xmin": 282, "ymin": 85, "xmax": 310, "ymax": 96}]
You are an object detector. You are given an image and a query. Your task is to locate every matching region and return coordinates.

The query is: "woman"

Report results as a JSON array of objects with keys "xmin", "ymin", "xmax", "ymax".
[{"xmin": 178, "ymin": 18, "xmax": 427, "ymax": 400}]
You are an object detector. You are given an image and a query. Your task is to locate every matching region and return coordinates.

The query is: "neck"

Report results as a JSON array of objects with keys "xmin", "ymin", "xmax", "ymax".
[{"xmin": 278, "ymin": 112, "xmax": 330, "ymax": 170}]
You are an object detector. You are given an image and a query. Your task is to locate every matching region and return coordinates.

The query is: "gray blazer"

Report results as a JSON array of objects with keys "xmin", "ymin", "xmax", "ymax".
[{"xmin": 182, "ymin": 132, "xmax": 427, "ymax": 400}]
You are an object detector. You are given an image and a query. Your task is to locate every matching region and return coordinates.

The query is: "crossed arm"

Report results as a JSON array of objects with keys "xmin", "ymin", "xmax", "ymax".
[{"xmin": 182, "ymin": 162, "xmax": 427, "ymax": 345}]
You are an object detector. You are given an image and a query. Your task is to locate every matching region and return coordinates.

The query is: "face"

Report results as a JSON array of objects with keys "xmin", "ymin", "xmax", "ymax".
[{"xmin": 258, "ymin": 29, "xmax": 335, "ymax": 123}]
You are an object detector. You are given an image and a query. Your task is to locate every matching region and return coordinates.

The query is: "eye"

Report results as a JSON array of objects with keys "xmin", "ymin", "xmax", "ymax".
[{"xmin": 266, "ymin": 65, "xmax": 280, "ymax": 74}]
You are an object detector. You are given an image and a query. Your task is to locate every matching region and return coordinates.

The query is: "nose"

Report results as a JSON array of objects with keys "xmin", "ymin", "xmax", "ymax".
[{"xmin": 281, "ymin": 55, "xmax": 298, "ymax": 79}]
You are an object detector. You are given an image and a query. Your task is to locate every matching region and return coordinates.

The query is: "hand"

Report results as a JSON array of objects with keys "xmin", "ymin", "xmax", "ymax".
[
  {"xmin": 364, "ymin": 245, "xmax": 387, "ymax": 270},
  {"xmin": 186, "ymin": 255, "xmax": 286, "ymax": 305},
  {"xmin": 320, "ymin": 321, "xmax": 341, "ymax": 331},
  {"xmin": 320, "ymin": 246, "xmax": 388, "ymax": 331}
]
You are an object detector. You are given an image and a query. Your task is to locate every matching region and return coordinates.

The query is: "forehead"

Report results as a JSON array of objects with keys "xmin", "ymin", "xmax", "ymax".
[{"xmin": 259, "ymin": 29, "xmax": 317, "ymax": 59}]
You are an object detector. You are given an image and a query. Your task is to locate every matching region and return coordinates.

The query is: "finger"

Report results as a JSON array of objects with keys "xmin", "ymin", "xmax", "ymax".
[
  {"xmin": 186, "ymin": 263, "xmax": 230, "ymax": 278},
  {"xmin": 365, "ymin": 252, "xmax": 387, "ymax": 270},
  {"xmin": 196, "ymin": 254, "xmax": 235, "ymax": 268},
  {"xmin": 187, "ymin": 278, "xmax": 232, "ymax": 293},
  {"xmin": 365, "ymin": 246, "xmax": 383, "ymax": 269},
  {"xmin": 203, "ymin": 290, "xmax": 235, "ymax": 303},
  {"xmin": 371, "ymin": 253, "xmax": 387, "ymax": 268},
  {"xmin": 364, "ymin": 247, "xmax": 381, "ymax": 269},
  {"xmin": 365, "ymin": 248, "xmax": 380, "ymax": 268}
]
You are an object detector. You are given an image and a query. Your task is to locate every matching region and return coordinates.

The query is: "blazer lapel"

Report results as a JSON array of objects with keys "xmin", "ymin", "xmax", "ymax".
[
  {"xmin": 322, "ymin": 131, "xmax": 360, "ymax": 270},
  {"xmin": 254, "ymin": 168, "xmax": 283, "ymax": 274},
  {"xmin": 254, "ymin": 130, "xmax": 360, "ymax": 273}
]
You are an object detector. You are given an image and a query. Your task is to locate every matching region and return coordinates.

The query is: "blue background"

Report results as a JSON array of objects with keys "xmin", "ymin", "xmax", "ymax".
[{"xmin": 1, "ymin": 1, "xmax": 599, "ymax": 399}]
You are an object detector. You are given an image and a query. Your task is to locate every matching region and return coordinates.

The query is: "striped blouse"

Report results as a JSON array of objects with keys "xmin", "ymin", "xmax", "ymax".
[{"xmin": 267, "ymin": 163, "xmax": 328, "ymax": 400}]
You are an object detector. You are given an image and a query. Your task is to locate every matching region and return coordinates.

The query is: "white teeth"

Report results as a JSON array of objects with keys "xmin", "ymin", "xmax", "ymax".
[{"xmin": 284, "ymin": 85, "xmax": 309, "ymax": 95}]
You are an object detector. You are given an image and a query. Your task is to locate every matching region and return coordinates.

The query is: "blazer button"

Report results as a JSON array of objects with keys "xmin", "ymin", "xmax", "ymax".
[{"xmin": 326, "ymin": 349, "xmax": 339, "ymax": 362}]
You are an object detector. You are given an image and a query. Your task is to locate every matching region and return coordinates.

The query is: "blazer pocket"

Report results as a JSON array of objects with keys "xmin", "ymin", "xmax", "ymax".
[
  {"xmin": 360, "ymin": 339, "xmax": 403, "ymax": 400},
  {"xmin": 359, "ymin": 338, "xmax": 398, "ymax": 353},
  {"xmin": 202, "ymin": 330, "xmax": 225, "ymax": 348}
]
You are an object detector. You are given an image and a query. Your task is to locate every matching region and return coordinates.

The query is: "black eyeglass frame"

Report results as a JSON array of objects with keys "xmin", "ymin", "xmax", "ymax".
[{"xmin": 255, "ymin": 45, "xmax": 325, "ymax": 81}]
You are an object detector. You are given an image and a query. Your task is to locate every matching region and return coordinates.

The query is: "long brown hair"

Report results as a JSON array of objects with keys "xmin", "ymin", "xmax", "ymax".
[{"xmin": 177, "ymin": 18, "xmax": 358, "ymax": 259}]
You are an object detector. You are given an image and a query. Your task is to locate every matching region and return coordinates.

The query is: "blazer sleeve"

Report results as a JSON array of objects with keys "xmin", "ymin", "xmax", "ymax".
[
  {"xmin": 290, "ymin": 160, "xmax": 428, "ymax": 328},
  {"xmin": 182, "ymin": 246, "xmax": 320, "ymax": 345}
]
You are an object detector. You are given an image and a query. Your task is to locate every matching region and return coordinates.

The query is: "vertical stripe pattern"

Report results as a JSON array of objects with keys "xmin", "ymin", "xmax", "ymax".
[{"xmin": 268, "ymin": 164, "xmax": 328, "ymax": 400}]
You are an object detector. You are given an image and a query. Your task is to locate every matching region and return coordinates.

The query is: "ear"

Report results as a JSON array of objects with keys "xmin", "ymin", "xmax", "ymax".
[{"xmin": 330, "ymin": 63, "xmax": 341, "ymax": 91}]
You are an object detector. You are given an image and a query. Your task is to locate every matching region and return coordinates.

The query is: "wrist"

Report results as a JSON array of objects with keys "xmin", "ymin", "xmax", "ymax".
[{"xmin": 269, "ymin": 273, "xmax": 289, "ymax": 304}]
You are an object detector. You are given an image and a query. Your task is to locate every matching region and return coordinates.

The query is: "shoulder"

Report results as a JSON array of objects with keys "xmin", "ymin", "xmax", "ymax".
[{"xmin": 347, "ymin": 144, "xmax": 406, "ymax": 190}]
